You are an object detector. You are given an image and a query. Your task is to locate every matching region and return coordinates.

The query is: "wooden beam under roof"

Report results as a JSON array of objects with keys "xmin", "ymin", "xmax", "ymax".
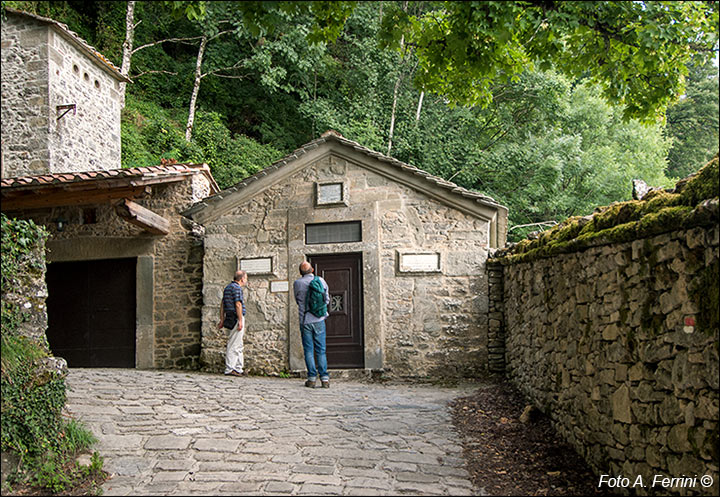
[
  {"xmin": 1, "ymin": 185, "xmax": 152, "ymax": 211},
  {"xmin": 114, "ymin": 198, "xmax": 170, "ymax": 235}
]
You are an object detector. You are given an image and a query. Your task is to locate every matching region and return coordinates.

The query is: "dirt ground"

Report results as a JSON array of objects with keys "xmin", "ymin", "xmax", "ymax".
[{"xmin": 450, "ymin": 375, "xmax": 614, "ymax": 496}]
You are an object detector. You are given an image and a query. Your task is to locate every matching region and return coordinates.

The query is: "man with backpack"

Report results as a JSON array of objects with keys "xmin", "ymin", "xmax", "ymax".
[{"xmin": 293, "ymin": 261, "xmax": 331, "ymax": 388}]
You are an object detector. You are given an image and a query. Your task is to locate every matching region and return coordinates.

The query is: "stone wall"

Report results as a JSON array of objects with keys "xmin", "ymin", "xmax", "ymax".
[
  {"xmin": 491, "ymin": 221, "xmax": 719, "ymax": 495},
  {"xmin": 5, "ymin": 177, "xmax": 209, "ymax": 369},
  {"xmin": 200, "ymin": 153, "xmax": 491, "ymax": 378},
  {"xmin": 1, "ymin": 14, "xmax": 50, "ymax": 177},
  {"xmin": 1, "ymin": 11, "xmax": 122, "ymax": 178},
  {"xmin": 46, "ymin": 24, "xmax": 123, "ymax": 173}
]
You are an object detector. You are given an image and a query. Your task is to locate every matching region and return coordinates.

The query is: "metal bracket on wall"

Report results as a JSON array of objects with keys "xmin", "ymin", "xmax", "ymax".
[{"xmin": 56, "ymin": 104, "xmax": 76, "ymax": 120}]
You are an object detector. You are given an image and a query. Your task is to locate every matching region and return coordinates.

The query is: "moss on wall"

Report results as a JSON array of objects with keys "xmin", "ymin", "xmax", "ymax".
[{"xmin": 494, "ymin": 156, "xmax": 719, "ymax": 265}]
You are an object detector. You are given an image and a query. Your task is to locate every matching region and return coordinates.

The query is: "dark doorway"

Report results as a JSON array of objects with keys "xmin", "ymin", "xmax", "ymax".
[
  {"xmin": 46, "ymin": 258, "xmax": 136, "ymax": 367},
  {"xmin": 309, "ymin": 253, "xmax": 364, "ymax": 368}
]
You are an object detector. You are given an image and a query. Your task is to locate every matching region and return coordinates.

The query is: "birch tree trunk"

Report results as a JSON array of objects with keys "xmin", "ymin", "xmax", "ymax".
[
  {"xmin": 415, "ymin": 91, "xmax": 424, "ymax": 122},
  {"xmin": 120, "ymin": 0, "xmax": 136, "ymax": 105},
  {"xmin": 386, "ymin": 1, "xmax": 407, "ymax": 156},
  {"xmin": 387, "ymin": 75, "xmax": 402, "ymax": 155},
  {"xmin": 185, "ymin": 35, "xmax": 208, "ymax": 142}
]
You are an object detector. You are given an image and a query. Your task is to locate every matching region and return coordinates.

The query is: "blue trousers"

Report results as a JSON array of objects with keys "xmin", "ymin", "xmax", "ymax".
[{"xmin": 300, "ymin": 320, "xmax": 329, "ymax": 381}]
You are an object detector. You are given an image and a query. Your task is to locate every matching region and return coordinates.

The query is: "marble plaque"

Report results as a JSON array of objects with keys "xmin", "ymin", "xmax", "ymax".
[
  {"xmin": 270, "ymin": 280, "xmax": 289, "ymax": 292},
  {"xmin": 317, "ymin": 182, "xmax": 343, "ymax": 204},
  {"xmin": 240, "ymin": 257, "xmax": 272, "ymax": 274},
  {"xmin": 399, "ymin": 253, "xmax": 441, "ymax": 272}
]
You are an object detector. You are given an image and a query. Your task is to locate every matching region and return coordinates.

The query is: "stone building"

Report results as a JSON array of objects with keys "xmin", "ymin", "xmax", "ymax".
[
  {"xmin": 2, "ymin": 7, "xmax": 221, "ymax": 370},
  {"xmin": 183, "ymin": 131, "xmax": 508, "ymax": 378},
  {"xmin": 1, "ymin": 8, "xmax": 129, "ymax": 178},
  {"xmin": 1, "ymin": 164, "xmax": 219, "ymax": 369}
]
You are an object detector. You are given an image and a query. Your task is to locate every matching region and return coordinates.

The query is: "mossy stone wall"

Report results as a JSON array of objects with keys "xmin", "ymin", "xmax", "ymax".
[{"xmin": 488, "ymin": 158, "xmax": 719, "ymax": 495}]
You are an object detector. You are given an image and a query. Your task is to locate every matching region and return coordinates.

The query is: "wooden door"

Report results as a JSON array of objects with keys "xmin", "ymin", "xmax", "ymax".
[
  {"xmin": 309, "ymin": 253, "xmax": 364, "ymax": 368},
  {"xmin": 46, "ymin": 258, "xmax": 136, "ymax": 367}
]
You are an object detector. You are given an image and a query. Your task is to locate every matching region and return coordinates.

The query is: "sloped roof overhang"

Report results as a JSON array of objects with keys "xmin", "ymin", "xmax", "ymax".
[
  {"xmin": 183, "ymin": 132, "xmax": 508, "ymax": 227},
  {"xmin": 3, "ymin": 7, "xmax": 131, "ymax": 83},
  {"xmin": 1, "ymin": 164, "xmax": 219, "ymax": 212}
]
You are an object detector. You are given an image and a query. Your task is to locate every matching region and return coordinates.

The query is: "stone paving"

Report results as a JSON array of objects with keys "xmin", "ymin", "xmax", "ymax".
[{"xmin": 65, "ymin": 368, "xmax": 482, "ymax": 496}]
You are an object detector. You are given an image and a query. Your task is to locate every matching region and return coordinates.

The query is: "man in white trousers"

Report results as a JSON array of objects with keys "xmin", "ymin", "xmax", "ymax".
[{"xmin": 218, "ymin": 270, "xmax": 248, "ymax": 377}]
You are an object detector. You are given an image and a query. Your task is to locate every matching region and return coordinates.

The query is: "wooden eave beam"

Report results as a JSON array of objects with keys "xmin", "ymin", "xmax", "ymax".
[
  {"xmin": 114, "ymin": 198, "xmax": 170, "ymax": 235},
  {"xmin": 1, "ymin": 186, "xmax": 152, "ymax": 211}
]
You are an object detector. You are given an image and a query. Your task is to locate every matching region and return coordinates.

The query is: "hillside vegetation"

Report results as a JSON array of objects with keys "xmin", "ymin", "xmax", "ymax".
[{"xmin": 3, "ymin": 1, "xmax": 718, "ymax": 242}]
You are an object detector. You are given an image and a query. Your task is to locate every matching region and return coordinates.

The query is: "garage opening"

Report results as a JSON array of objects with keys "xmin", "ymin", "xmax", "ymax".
[{"xmin": 46, "ymin": 258, "xmax": 136, "ymax": 367}]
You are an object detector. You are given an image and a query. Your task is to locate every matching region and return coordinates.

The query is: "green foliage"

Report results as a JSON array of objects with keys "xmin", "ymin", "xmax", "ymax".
[
  {"xmin": 13, "ymin": 1, "xmax": 710, "ymax": 239},
  {"xmin": 1, "ymin": 214, "xmax": 48, "ymax": 338},
  {"xmin": 1, "ymin": 215, "xmax": 104, "ymax": 494},
  {"xmin": 666, "ymin": 59, "xmax": 720, "ymax": 178},
  {"xmin": 1, "ymin": 337, "xmax": 66, "ymax": 458},
  {"xmin": 121, "ymin": 94, "xmax": 199, "ymax": 167},
  {"xmin": 121, "ymin": 94, "xmax": 283, "ymax": 189},
  {"xmin": 379, "ymin": 1, "xmax": 719, "ymax": 122},
  {"xmin": 677, "ymin": 155, "xmax": 720, "ymax": 206},
  {"xmin": 497, "ymin": 158, "xmax": 718, "ymax": 264}
]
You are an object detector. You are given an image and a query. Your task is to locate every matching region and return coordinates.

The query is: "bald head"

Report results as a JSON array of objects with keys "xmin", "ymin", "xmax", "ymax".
[
  {"xmin": 299, "ymin": 261, "xmax": 314, "ymax": 276},
  {"xmin": 234, "ymin": 270, "xmax": 247, "ymax": 282}
]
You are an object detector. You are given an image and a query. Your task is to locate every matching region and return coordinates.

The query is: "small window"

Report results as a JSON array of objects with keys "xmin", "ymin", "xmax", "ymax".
[
  {"xmin": 94, "ymin": 80, "xmax": 100, "ymax": 89},
  {"xmin": 83, "ymin": 72, "xmax": 89, "ymax": 82},
  {"xmin": 82, "ymin": 208, "xmax": 97, "ymax": 225},
  {"xmin": 73, "ymin": 64, "xmax": 79, "ymax": 74},
  {"xmin": 306, "ymin": 221, "xmax": 361, "ymax": 245}
]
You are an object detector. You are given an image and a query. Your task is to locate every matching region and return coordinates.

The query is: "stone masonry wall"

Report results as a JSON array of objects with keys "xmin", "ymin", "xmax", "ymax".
[
  {"xmin": 4, "ymin": 178, "xmax": 208, "ymax": 369},
  {"xmin": 1, "ymin": 12, "xmax": 121, "ymax": 178},
  {"xmin": 1, "ymin": 14, "xmax": 51, "ymax": 177},
  {"xmin": 493, "ymin": 225, "xmax": 719, "ymax": 495},
  {"xmin": 201, "ymin": 153, "xmax": 491, "ymax": 378},
  {"xmin": 46, "ymin": 26, "xmax": 122, "ymax": 173},
  {"xmin": 377, "ymin": 179, "xmax": 490, "ymax": 379}
]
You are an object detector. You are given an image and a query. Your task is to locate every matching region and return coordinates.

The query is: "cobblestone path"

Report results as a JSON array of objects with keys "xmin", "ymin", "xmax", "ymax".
[{"xmin": 65, "ymin": 368, "xmax": 480, "ymax": 496}]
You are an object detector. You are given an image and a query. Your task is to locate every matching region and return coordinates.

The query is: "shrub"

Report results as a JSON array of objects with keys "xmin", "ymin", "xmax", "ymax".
[{"xmin": 1, "ymin": 215, "xmax": 106, "ymax": 494}]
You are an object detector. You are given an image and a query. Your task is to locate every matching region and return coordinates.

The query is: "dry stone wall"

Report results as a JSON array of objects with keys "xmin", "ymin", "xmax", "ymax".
[{"xmin": 491, "ymin": 222, "xmax": 719, "ymax": 495}]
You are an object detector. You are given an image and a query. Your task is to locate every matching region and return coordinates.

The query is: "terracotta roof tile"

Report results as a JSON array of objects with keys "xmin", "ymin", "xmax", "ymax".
[{"xmin": 1, "ymin": 164, "xmax": 219, "ymax": 193}]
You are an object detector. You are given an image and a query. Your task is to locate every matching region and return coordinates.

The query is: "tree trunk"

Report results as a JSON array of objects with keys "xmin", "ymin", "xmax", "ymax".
[
  {"xmin": 387, "ymin": 75, "xmax": 401, "ymax": 155},
  {"xmin": 185, "ymin": 35, "xmax": 207, "ymax": 142},
  {"xmin": 120, "ymin": 0, "xmax": 136, "ymax": 105},
  {"xmin": 386, "ymin": 1, "xmax": 407, "ymax": 156},
  {"xmin": 415, "ymin": 91, "xmax": 424, "ymax": 122}
]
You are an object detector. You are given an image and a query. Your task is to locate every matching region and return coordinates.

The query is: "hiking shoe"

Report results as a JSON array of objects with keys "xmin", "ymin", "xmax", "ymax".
[
  {"xmin": 321, "ymin": 380, "xmax": 330, "ymax": 389},
  {"xmin": 305, "ymin": 380, "xmax": 316, "ymax": 388}
]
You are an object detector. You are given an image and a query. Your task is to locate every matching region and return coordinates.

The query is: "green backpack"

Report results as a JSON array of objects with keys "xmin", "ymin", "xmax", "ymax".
[{"xmin": 306, "ymin": 276, "xmax": 327, "ymax": 318}]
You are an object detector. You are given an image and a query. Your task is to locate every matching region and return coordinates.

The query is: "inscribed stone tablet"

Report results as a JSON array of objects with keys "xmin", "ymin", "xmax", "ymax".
[
  {"xmin": 317, "ymin": 183, "xmax": 343, "ymax": 204},
  {"xmin": 270, "ymin": 280, "xmax": 289, "ymax": 292},
  {"xmin": 240, "ymin": 257, "xmax": 272, "ymax": 274},
  {"xmin": 399, "ymin": 253, "xmax": 441, "ymax": 272}
]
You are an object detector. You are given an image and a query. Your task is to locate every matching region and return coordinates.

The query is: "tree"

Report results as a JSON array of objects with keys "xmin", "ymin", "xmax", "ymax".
[
  {"xmin": 378, "ymin": 1, "xmax": 719, "ymax": 123},
  {"xmin": 665, "ymin": 58, "xmax": 720, "ymax": 178},
  {"xmin": 120, "ymin": 1, "xmax": 205, "ymax": 103}
]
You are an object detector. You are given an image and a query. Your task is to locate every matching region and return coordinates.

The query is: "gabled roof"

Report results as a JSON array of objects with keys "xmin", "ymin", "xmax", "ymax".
[
  {"xmin": 183, "ymin": 130, "xmax": 507, "ymax": 226},
  {"xmin": 1, "ymin": 164, "xmax": 219, "ymax": 211},
  {"xmin": 3, "ymin": 7, "xmax": 130, "ymax": 83}
]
